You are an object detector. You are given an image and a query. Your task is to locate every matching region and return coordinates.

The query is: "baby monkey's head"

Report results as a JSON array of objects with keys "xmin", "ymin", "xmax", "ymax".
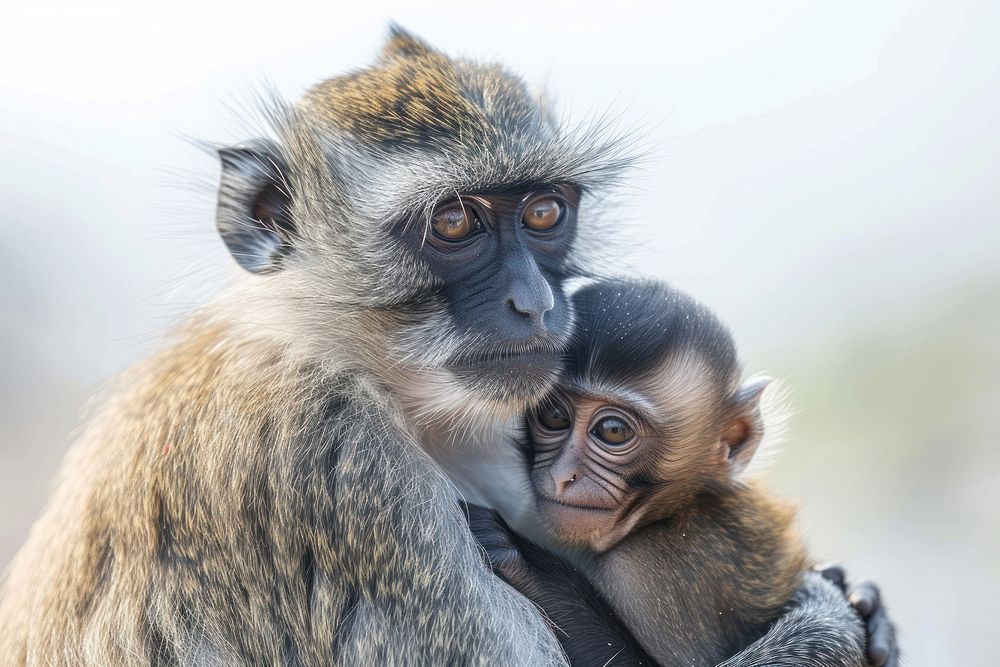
[{"xmin": 524, "ymin": 280, "xmax": 770, "ymax": 553}]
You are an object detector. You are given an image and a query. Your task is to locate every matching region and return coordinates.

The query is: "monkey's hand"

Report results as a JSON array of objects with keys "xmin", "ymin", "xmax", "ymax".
[
  {"xmin": 461, "ymin": 501, "xmax": 537, "ymax": 590},
  {"xmin": 462, "ymin": 501, "xmax": 657, "ymax": 666},
  {"xmin": 815, "ymin": 563, "xmax": 900, "ymax": 667}
]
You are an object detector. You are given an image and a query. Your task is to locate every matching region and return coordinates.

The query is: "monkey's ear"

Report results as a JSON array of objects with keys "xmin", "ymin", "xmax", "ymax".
[
  {"xmin": 720, "ymin": 376, "xmax": 771, "ymax": 476},
  {"xmin": 216, "ymin": 138, "xmax": 295, "ymax": 274},
  {"xmin": 382, "ymin": 24, "xmax": 436, "ymax": 60}
]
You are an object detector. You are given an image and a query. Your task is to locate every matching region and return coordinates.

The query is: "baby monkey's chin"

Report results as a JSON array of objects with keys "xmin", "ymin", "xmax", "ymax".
[{"xmin": 535, "ymin": 496, "xmax": 627, "ymax": 554}]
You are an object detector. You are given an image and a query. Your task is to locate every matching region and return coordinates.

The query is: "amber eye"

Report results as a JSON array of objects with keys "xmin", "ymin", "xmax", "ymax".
[
  {"xmin": 431, "ymin": 203, "xmax": 478, "ymax": 241},
  {"xmin": 538, "ymin": 403, "xmax": 572, "ymax": 430},
  {"xmin": 522, "ymin": 196, "xmax": 563, "ymax": 232},
  {"xmin": 591, "ymin": 416, "xmax": 635, "ymax": 448}
]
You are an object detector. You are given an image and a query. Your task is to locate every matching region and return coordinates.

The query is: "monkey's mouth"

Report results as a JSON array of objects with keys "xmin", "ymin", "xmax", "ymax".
[
  {"xmin": 535, "ymin": 496, "xmax": 621, "ymax": 548},
  {"xmin": 447, "ymin": 334, "xmax": 566, "ymax": 374},
  {"xmin": 446, "ymin": 340, "xmax": 566, "ymax": 403},
  {"xmin": 449, "ymin": 349, "xmax": 558, "ymax": 373}
]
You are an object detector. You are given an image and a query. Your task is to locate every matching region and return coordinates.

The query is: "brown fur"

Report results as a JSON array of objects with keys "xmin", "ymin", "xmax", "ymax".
[
  {"xmin": 1, "ymin": 317, "xmax": 323, "ymax": 662},
  {"xmin": 1, "ymin": 300, "xmax": 568, "ymax": 664},
  {"xmin": 303, "ymin": 30, "xmax": 536, "ymax": 148}
]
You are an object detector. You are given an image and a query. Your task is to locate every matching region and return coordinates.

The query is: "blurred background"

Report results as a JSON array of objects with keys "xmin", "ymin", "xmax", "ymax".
[{"xmin": 2, "ymin": 1, "xmax": 997, "ymax": 663}]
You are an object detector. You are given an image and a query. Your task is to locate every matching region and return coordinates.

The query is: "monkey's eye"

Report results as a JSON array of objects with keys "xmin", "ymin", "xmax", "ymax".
[
  {"xmin": 537, "ymin": 403, "xmax": 571, "ymax": 430},
  {"xmin": 522, "ymin": 196, "xmax": 564, "ymax": 232},
  {"xmin": 431, "ymin": 203, "xmax": 480, "ymax": 241},
  {"xmin": 591, "ymin": 417, "xmax": 635, "ymax": 448}
]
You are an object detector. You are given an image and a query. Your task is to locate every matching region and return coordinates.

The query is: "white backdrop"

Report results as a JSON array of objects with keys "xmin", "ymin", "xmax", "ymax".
[{"xmin": 3, "ymin": 1, "xmax": 999, "ymax": 663}]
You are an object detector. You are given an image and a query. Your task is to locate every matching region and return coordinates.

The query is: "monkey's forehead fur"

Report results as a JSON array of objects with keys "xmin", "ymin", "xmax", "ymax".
[
  {"xmin": 273, "ymin": 26, "xmax": 635, "ymax": 222},
  {"xmin": 568, "ymin": 279, "xmax": 741, "ymax": 388}
]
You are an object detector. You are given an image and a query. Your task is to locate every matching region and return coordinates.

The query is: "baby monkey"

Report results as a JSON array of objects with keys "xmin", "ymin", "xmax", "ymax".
[{"xmin": 470, "ymin": 279, "xmax": 867, "ymax": 666}]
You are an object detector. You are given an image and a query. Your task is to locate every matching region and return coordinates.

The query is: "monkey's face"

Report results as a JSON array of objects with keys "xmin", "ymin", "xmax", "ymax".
[
  {"xmin": 524, "ymin": 373, "xmax": 756, "ymax": 553},
  {"xmin": 212, "ymin": 29, "xmax": 633, "ymax": 417},
  {"xmin": 390, "ymin": 186, "xmax": 579, "ymax": 408},
  {"xmin": 519, "ymin": 279, "xmax": 774, "ymax": 552},
  {"xmin": 525, "ymin": 389, "xmax": 664, "ymax": 553}
]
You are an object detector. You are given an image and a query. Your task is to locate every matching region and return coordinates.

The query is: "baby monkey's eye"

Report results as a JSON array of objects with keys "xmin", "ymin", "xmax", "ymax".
[
  {"xmin": 591, "ymin": 416, "xmax": 635, "ymax": 448},
  {"xmin": 538, "ymin": 404, "xmax": 571, "ymax": 430}
]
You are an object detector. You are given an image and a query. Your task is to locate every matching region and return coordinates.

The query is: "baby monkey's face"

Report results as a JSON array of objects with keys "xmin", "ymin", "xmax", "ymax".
[
  {"xmin": 524, "ymin": 373, "xmax": 769, "ymax": 553},
  {"xmin": 526, "ymin": 388, "xmax": 663, "ymax": 553}
]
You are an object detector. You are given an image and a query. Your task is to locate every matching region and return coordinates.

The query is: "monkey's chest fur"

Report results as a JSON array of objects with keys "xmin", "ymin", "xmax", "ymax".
[{"xmin": 585, "ymin": 483, "xmax": 807, "ymax": 666}]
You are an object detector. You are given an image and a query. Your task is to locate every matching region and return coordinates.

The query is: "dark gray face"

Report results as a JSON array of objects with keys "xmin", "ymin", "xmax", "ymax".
[{"xmin": 395, "ymin": 185, "xmax": 579, "ymax": 398}]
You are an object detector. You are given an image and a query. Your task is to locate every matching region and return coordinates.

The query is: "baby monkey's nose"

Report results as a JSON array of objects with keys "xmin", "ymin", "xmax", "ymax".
[{"xmin": 554, "ymin": 471, "xmax": 578, "ymax": 496}]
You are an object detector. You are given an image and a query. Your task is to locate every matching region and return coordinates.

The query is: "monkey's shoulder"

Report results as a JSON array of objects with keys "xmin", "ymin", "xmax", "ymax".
[
  {"xmin": 657, "ymin": 481, "xmax": 807, "ymax": 605},
  {"xmin": 700, "ymin": 481, "xmax": 808, "ymax": 612},
  {"xmin": 588, "ymin": 482, "xmax": 808, "ymax": 661}
]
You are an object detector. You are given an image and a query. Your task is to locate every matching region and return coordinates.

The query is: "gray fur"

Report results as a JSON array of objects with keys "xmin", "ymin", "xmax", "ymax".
[{"xmin": 720, "ymin": 573, "xmax": 867, "ymax": 667}]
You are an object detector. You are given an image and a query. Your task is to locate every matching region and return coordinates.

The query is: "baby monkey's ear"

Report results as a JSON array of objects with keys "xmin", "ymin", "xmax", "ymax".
[{"xmin": 720, "ymin": 376, "xmax": 771, "ymax": 476}]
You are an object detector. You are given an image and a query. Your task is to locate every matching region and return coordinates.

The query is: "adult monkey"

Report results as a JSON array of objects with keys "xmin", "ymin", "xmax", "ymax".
[{"xmin": 0, "ymin": 27, "xmax": 894, "ymax": 665}]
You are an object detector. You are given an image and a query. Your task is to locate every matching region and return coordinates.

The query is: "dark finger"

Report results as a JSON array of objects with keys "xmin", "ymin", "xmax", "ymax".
[
  {"xmin": 848, "ymin": 580, "xmax": 881, "ymax": 619},
  {"xmin": 814, "ymin": 562, "xmax": 847, "ymax": 591},
  {"xmin": 866, "ymin": 605, "xmax": 896, "ymax": 667},
  {"xmin": 462, "ymin": 501, "xmax": 495, "ymax": 522}
]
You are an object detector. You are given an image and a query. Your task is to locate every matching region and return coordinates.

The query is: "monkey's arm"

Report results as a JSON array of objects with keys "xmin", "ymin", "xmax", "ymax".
[
  {"xmin": 718, "ymin": 571, "xmax": 876, "ymax": 667},
  {"xmin": 465, "ymin": 503, "xmax": 656, "ymax": 666},
  {"xmin": 815, "ymin": 564, "xmax": 900, "ymax": 667},
  {"xmin": 468, "ymin": 502, "xmax": 898, "ymax": 667}
]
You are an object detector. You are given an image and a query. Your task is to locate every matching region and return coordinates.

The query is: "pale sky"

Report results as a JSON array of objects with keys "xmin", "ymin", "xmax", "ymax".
[
  {"xmin": 3, "ymin": 0, "xmax": 997, "ymax": 381},
  {"xmin": 2, "ymin": 2, "xmax": 998, "ymax": 663}
]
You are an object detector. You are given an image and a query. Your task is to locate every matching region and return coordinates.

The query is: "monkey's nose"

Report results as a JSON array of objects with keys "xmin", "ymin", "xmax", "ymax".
[
  {"xmin": 505, "ymin": 258, "xmax": 556, "ymax": 327},
  {"xmin": 507, "ymin": 296, "xmax": 552, "ymax": 327}
]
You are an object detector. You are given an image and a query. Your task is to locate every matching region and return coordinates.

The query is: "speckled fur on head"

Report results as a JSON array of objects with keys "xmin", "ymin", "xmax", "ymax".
[{"xmin": 305, "ymin": 27, "xmax": 544, "ymax": 150}]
